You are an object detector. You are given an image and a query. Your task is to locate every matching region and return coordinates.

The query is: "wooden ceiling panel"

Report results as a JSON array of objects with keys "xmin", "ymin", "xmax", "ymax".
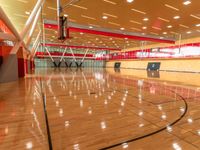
[{"xmin": 1, "ymin": 0, "xmax": 200, "ymax": 50}]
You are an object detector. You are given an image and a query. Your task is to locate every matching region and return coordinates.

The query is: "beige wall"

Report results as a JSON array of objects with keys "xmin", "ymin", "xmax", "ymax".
[
  {"xmin": 107, "ymin": 36, "xmax": 200, "ymax": 72},
  {"xmin": 106, "ymin": 68, "xmax": 200, "ymax": 87},
  {"xmin": 106, "ymin": 58, "xmax": 200, "ymax": 72}
]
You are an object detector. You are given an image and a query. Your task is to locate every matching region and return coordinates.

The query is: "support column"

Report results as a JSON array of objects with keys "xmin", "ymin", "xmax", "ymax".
[
  {"xmin": 0, "ymin": 47, "xmax": 3, "ymax": 66},
  {"xmin": 45, "ymin": 47, "xmax": 57, "ymax": 67},
  {"xmin": 0, "ymin": 46, "xmax": 18, "ymax": 83},
  {"xmin": 17, "ymin": 47, "xmax": 26, "ymax": 78}
]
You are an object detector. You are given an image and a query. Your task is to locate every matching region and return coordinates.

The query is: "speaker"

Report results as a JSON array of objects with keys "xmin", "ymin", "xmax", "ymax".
[
  {"xmin": 58, "ymin": 16, "xmax": 68, "ymax": 40},
  {"xmin": 147, "ymin": 62, "xmax": 161, "ymax": 71},
  {"xmin": 114, "ymin": 62, "xmax": 121, "ymax": 68}
]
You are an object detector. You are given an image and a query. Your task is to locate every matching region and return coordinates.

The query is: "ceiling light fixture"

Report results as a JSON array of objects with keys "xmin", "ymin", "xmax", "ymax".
[
  {"xmin": 143, "ymin": 18, "xmax": 149, "ymax": 21},
  {"xmin": 130, "ymin": 20, "xmax": 142, "ymax": 25},
  {"xmin": 47, "ymin": 6, "xmax": 57, "ymax": 11},
  {"xmin": 183, "ymin": 0, "xmax": 191, "ymax": 5},
  {"xmin": 81, "ymin": 15, "xmax": 96, "ymax": 20},
  {"xmin": 142, "ymin": 26, "xmax": 147, "ymax": 29},
  {"xmin": 152, "ymin": 26, "xmax": 162, "ymax": 30},
  {"xmin": 187, "ymin": 31, "xmax": 192, "ymax": 34},
  {"xmin": 179, "ymin": 24, "xmax": 189, "ymax": 28},
  {"xmin": 196, "ymin": 24, "xmax": 200, "ymax": 27},
  {"xmin": 167, "ymin": 25, "xmax": 172, "ymax": 28},
  {"xmin": 164, "ymin": 4, "xmax": 179, "ymax": 11},
  {"xmin": 131, "ymin": 8, "xmax": 146, "ymax": 15},
  {"xmin": 25, "ymin": 11, "xmax": 30, "ymax": 15},
  {"xmin": 158, "ymin": 17, "xmax": 170, "ymax": 22},
  {"xmin": 130, "ymin": 27, "xmax": 142, "ymax": 31},
  {"xmin": 103, "ymin": 13, "xmax": 118, "ymax": 18},
  {"xmin": 190, "ymin": 14, "xmax": 200, "ymax": 20},
  {"xmin": 127, "ymin": 0, "xmax": 134, "ymax": 3},
  {"xmin": 102, "ymin": 16, "xmax": 108, "ymax": 19},
  {"xmin": 173, "ymin": 16, "xmax": 180, "ymax": 19},
  {"xmin": 14, "ymin": 13, "xmax": 28, "ymax": 18},
  {"xmin": 120, "ymin": 27, "xmax": 125, "ymax": 30},
  {"xmin": 170, "ymin": 31, "xmax": 179, "ymax": 35},
  {"xmin": 103, "ymin": 0, "xmax": 117, "ymax": 5},
  {"xmin": 69, "ymin": 18, "xmax": 76, "ymax": 22},
  {"xmin": 70, "ymin": 4, "xmax": 88, "ymax": 10}
]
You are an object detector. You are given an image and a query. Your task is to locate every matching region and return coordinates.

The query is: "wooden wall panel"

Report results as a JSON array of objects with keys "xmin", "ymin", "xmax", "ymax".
[
  {"xmin": 106, "ymin": 58, "xmax": 200, "ymax": 72},
  {"xmin": 106, "ymin": 68, "xmax": 200, "ymax": 87}
]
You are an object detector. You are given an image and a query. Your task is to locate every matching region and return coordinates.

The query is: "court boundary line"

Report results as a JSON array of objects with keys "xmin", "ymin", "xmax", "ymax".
[
  {"xmin": 109, "ymin": 67, "xmax": 200, "ymax": 74},
  {"xmin": 99, "ymin": 90, "xmax": 188, "ymax": 150},
  {"xmin": 39, "ymin": 78, "xmax": 53, "ymax": 150}
]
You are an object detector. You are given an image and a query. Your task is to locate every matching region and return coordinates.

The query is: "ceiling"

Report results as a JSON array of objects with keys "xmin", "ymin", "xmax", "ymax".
[{"xmin": 1, "ymin": 0, "xmax": 200, "ymax": 50}]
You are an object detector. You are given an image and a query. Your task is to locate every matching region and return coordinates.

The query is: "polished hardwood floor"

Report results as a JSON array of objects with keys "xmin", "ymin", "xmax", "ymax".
[{"xmin": 1, "ymin": 68, "xmax": 200, "ymax": 150}]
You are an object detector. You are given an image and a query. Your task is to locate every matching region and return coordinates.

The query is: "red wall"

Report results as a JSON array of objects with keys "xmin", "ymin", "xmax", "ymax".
[{"xmin": 17, "ymin": 48, "xmax": 25, "ymax": 78}]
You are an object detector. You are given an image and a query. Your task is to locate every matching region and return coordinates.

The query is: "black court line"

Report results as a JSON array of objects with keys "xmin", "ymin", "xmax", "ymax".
[
  {"xmin": 39, "ymin": 78, "xmax": 53, "ymax": 150},
  {"xmin": 116, "ymin": 67, "xmax": 200, "ymax": 74},
  {"xmin": 99, "ymin": 91, "xmax": 188, "ymax": 150}
]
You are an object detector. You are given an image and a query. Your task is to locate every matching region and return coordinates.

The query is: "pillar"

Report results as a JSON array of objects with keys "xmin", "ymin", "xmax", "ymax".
[
  {"xmin": 17, "ymin": 47, "xmax": 25, "ymax": 78},
  {"xmin": 0, "ymin": 46, "xmax": 18, "ymax": 83}
]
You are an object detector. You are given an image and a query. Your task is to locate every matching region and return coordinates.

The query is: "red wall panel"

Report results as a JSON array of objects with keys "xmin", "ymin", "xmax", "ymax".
[{"xmin": 18, "ymin": 58, "xmax": 25, "ymax": 77}]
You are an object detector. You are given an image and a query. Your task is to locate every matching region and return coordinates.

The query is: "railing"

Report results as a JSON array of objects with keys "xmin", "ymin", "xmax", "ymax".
[{"xmin": 95, "ymin": 42, "xmax": 200, "ymax": 61}]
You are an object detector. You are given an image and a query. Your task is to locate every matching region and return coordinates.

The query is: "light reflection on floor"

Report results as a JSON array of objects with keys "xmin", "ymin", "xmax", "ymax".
[
  {"xmin": 40, "ymin": 68, "xmax": 200, "ymax": 150},
  {"xmin": 1, "ymin": 68, "xmax": 200, "ymax": 150}
]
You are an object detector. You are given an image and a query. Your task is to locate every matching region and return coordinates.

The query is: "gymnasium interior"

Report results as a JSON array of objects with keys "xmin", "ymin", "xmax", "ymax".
[{"xmin": 1, "ymin": 0, "xmax": 200, "ymax": 149}]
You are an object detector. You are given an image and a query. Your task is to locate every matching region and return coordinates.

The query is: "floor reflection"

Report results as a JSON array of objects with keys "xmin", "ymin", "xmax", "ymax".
[
  {"xmin": 147, "ymin": 70, "xmax": 160, "ymax": 78},
  {"xmin": 36, "ymin": 68, "xmax": 199, "ymax": 150},
  {"xmin": 1, "ymin": 68, "xmax": 200, "ymax": 150}
]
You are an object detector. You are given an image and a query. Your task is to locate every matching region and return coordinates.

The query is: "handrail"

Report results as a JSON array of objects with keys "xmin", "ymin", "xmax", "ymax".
[
  {"xmin": 20, "ymin": 0, "xmax": 44, "ymax": 39},
  {"xmin": 26, "ymin": 7, "xmax": 42, "ymax": 47},
  {"xmin": 31, "ymin": 30, "xmax": 41, "ymax": 54},
  {"xmin": 33, "ymin": 41, "xmax": 41, "ymax": 57}
]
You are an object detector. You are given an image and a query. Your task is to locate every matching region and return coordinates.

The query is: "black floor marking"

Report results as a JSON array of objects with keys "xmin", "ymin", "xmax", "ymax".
[
  {"xmin": 99, "ymin": 91, "xmax": 188, "ymax": 150},
  {"xmin": 90, "ymin": 92, "xmax": 96, "ymax": 94},
  {"xmin": 118, "ymin": 67, "xmax": 200, "ymax": 74},
  {"xmin": 40, "ymin": 79, "xmax": 53, "ymax": 150}
]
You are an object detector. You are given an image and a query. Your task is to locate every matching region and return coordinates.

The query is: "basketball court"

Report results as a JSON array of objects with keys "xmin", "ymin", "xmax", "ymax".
[{"xmin": 0, "ymin": 0, "xmax": 200, "ymax": 150}]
